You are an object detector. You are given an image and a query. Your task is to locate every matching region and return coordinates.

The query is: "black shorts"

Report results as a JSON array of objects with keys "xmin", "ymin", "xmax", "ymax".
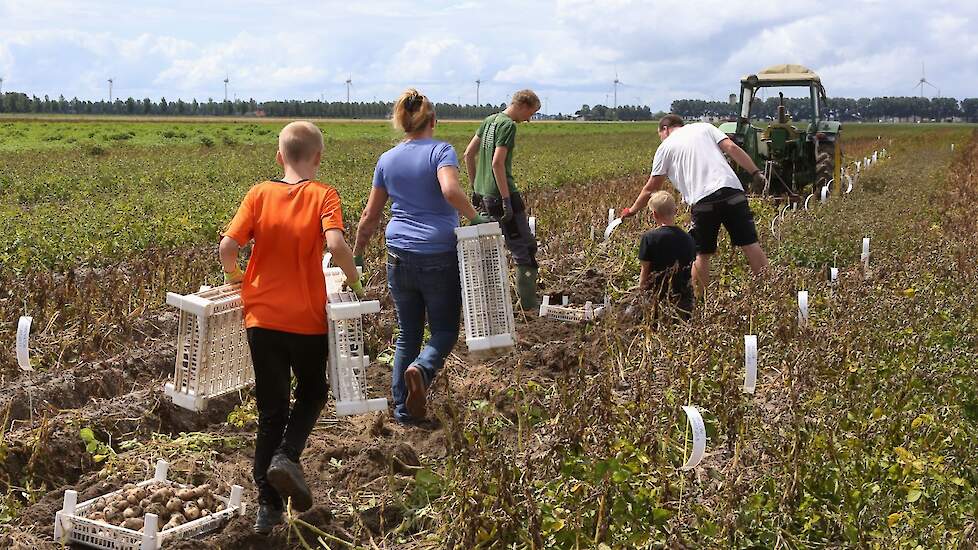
[{"xmin": 689, "ymin": 188, "xmax": 759, "ymax": 254}]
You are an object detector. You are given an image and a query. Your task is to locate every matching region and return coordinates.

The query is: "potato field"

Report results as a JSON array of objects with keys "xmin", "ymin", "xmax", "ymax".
[{"xmin": 0, "ymin": 118, "xmax": 976, "ymax": 549}]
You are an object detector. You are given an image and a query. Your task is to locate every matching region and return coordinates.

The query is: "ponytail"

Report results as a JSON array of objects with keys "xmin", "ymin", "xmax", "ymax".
[{"xmin": 392, "ymin": 88, "xmax": 435, "ymax": 134}]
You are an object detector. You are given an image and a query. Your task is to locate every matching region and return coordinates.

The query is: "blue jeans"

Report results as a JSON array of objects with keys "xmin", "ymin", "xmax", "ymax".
[{"xmin": 386, "ymin": 247, "xmax": 462, "ymax": 422}]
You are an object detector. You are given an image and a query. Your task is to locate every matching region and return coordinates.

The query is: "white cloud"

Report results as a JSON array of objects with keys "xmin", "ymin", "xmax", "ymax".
[
  {"xmin": 0, "ymin": 0, "xmax": 976, "ymax": 112},
  {"xmin": 387, "ymin": 38, "xmax": 483, "ymax": 82}
]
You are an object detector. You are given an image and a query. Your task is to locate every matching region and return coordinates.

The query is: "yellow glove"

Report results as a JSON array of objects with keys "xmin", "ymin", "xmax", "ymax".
[
  {"xmin": 223, "ymin": 265, "xmax": 244, "ymax": 284},
  {"xmin": 347, "ymin": 278, "xmax": 365, "ymax": 299}
]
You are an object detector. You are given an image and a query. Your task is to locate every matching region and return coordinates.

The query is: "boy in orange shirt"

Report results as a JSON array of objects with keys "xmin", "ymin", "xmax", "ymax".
[{"xmin": 220, "ymin": 121, "xmax": 362, "ymax": 534}]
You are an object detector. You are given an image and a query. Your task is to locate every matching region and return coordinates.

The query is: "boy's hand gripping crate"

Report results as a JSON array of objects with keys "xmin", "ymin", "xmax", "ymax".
[
  {"xmin": 54, "ymin": 459, "xmax": 244, "ymax": 550},
  {"xmin": 455, "ymin": 223, "xmax": 516, "ymax": 351},
  {"xmin": 165, "ymin": 284, "xmax": 252, "ymax": 411},
  {"xmin": 323, "ymin": 256, "xmax": 387, "ymax": 416},
  {"xmin": 539, "ymin": 295, "xmax": 609, "ymax": 322}
]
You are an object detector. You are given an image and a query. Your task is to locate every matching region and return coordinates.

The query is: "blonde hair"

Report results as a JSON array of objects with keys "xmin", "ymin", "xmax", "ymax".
[
  {"xmin": 511, "ymin": 89, "xmax": 541, "ymax": 110},
  {"xmin": 649, "ymin": 191, "xmax": 677, "ymax": 217},
  {"xmin": 392, "ymin": 88, "xmax": 435, "ymax": 134},
  {"xmin": 278, "ymin": 121, "xmax": 324, "ymax": 164}
]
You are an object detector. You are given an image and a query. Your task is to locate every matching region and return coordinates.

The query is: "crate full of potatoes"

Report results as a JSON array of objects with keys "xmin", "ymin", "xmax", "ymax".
[{"xmin": 54, "ymin": 460, "xmax": 244, "ymax": 550}]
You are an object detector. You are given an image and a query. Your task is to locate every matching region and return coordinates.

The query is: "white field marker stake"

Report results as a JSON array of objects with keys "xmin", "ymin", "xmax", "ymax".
[
  {"xmin": 797, "ymin": 291, "xmax": 809, "ymax": 327},
  {"xmin": 820, "ymin": 185, "xmax": 829, "ymax": 203},
  {"xmin": 951, "ymin": 143, "xmax": 955, "ymax": 152},
  {"xmin": 743, "ymin": 335, "xmax": 758, "ymax": 394},
  {"xmin": 16, "ymin": 316, "xmax": 33, "ymax": 371},
  {"xmin": 861, "ymin": 238, "xmax": 871, "ymax": 270},
  {"xmin": 604, "ymin": 208, "xmax": 623, "ymax": 239},
  {"xmin": 529, "ymin": 216, "xmax": 536, "ymax": 237},
  {"xmin": 679, "ymin": 405, "xmax": 707, "ymax": 470}
]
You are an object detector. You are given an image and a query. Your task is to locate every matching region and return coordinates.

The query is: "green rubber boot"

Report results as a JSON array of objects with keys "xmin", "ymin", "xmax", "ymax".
[{"xmin": 515, "ymin": 266, "xmax": 539, "ymax": 311}]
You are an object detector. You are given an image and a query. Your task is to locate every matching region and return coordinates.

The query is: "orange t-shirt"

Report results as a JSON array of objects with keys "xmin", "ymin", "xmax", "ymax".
[{"xmin": 224, "ymin": 180, "xmax": 344, "ymax": 335}]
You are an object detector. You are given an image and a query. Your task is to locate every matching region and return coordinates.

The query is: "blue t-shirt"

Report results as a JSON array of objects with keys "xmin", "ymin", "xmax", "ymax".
[{"xmin": 373, "ymin": 138, "xmax": 460, "ymax": 254}]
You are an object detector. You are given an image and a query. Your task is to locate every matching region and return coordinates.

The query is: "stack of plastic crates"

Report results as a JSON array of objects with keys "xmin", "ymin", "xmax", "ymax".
[
  {"xmin": 455, "ymin": 223, "xmax": 516, "ymax": 351},
  {"xmin": 323, "ymin": 258, "xmax": 387, "ymax": 416},
  {"xmin": 54, "ymin": 459, "xmax": 244, "ymax": 550},
  {"xmin": 539, "ymin": 295, "xmax": 608, "ymax": 322},
  {"xmin": 165, "ymin": 284, "xmax": 252, "ymax": 411}
]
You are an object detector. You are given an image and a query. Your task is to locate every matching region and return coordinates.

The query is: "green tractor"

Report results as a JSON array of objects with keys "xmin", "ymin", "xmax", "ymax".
[{"xmin": 718, "ymin": 64, "xmax": 842, "ymax": 198}]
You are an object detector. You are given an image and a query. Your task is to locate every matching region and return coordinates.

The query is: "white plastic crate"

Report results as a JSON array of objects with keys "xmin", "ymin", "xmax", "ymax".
[
  {"xmin": 322, "ymin": 253, "xmax": 363, "ymax": 295},
  {"xmin": 323, "ymin": 257, "xmax": 387, "ymax": 416},
  {"xmin": 539, "ymin": 295, "xmax": 608, "ymax": 322},
  {"xmin": 54, "ymin": 460, "xmax": 244, "ymax": 550},
  {"xmin": 455, "ymin": 223, "xmax": 516, "ymax": 351},
  {"xmin": 165, "ymin": 284, "xmax": 253, "ymax": 411}
]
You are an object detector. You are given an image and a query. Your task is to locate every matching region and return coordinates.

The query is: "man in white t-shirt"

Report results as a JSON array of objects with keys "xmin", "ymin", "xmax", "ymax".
[{"xmin": 620, "ymin": 114, "xmax": 768, "ymax": 295}]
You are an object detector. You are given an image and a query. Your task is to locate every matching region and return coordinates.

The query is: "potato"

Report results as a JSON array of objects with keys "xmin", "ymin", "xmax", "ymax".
[
  {"xmin": 176, "ymin": 488, "xmax": 195, "ymax": 501},
  {"xmin": 89, "ymin": 511, "xmax": 104, "ymax": 521},
  {"xmin": 122, "ymin": 517, "xmax": 144, "ymax": 531},
  {"xmin": 215, "ymin": 502, "xmax": 226, "ymax": 512},
  {"xmin": 193, "ymin": 484, "xmax": 210, "ymax": 498},
  {"xmin": 201, "ymin": 509, "xmax": 212, "ymax": 517},
  {"xmin": 139, "ymin": 498, "xmax": 151, "ymax": 509},
  {"xmin": 123, "ymin": 483, "xmax": 136, "ymax": 492},
  {"xmin": 123, "ymin": 506, "xmax": 142, "ymax": 519},
  {"xmin": 183, "ymin": 503, "xmax": 201, "ymax": 521},
  {"xmin": 150, "ymin": 489, "xmax": 167, "ymax": 503},
  {"xmin": 133, "ymin": 487, "xmax": 147, "ymax": 500},
  {"xmin": 165, "ymin": 497, "xmax": 184, "ymax": 513},
  {"xmin": 126, "ymin": 493, "xmax": 140, "ymax": 505},
  {"xmin": 196, "ymin": 496, "xmax": 213, "ymax": 510},
  {"xmin": 145, "ymin": 503, "xmax": 167, "ymax": 517},
  {"xmin": 103, "ymin": 507, "xmax": 118, "ymax": 521}
]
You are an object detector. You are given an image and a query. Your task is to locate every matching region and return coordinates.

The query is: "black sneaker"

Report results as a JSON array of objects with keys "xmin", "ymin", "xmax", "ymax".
[
  {"xmin": 266, "ymin": 454, "xmax": 313, "ymax": 512},
  {"xmin": 253, "ymin": 503, "xmax": 283, "ymax": 535}
]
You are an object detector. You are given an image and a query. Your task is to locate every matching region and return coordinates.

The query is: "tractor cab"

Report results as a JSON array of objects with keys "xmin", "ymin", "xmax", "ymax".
[{"xmin": 718, "ymin": 64, "xmax": 842, "ymax": 197}]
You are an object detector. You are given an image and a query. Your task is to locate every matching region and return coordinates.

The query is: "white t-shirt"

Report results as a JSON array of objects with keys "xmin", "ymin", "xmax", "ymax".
[{"xmin": 650, "ymin": 122, "xmax": 744, "ymax": 205}]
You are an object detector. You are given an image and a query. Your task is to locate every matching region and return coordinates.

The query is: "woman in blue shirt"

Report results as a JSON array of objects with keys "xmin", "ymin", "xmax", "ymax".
[{"xmin": 354, "ymin": 88, "xmax": 487, "ymax": 423}]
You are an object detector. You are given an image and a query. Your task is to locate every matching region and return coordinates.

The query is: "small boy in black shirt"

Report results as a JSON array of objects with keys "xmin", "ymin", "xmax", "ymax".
[{"xmin": 638, "ymin": 191, "xmax": 696, "ymax": 318}]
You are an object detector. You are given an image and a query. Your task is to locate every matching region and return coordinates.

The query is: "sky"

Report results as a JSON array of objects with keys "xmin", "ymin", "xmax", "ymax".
[{"xmin": 1, "ymin": 0, "xmax": 976, "ymax": 114}]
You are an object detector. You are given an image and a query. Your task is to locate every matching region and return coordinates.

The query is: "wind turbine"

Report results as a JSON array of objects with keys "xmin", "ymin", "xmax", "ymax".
[
  {"xmin": 475, "ymin": 79, "xmax": 481, "ymax": 105},
  {"xmin": 345, "ymin": 75, "xmax": 352, "ymax": 103},
  {"xmin": 913, "ymin": 62, "xmax": 939, "ymax": 98},
  {"xmin": 613, "ymin": 69, "xmax": 622, "ymax": 110},
  {"xmin": 107, "ymin": 78, "xmax": 113, "ymax": 102},
  {"xmin": 912, "ymin": 62, "xmax": 939, "ymax": 123},
  {"xmin": 224, "ymin": 75, "xmax": 229, "ymax": 102}
]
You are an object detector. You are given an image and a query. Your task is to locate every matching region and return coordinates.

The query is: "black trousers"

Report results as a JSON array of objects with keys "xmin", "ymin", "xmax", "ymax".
[
  {"xmin": 473, "ymin": 192, "xmax": 539, "ymax": 268},
  {"xmin": 246, "ymin": 327, "xmax": 329, "ymax": 507}
]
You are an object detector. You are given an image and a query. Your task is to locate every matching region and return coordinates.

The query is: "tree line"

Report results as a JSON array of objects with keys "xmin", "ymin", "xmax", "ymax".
[
  {"xmin": 0, "ymin": 92, "xmax": 507, "ymax": 119},
  {"xmin": 669, "ymin": 96, "xmax": 978, "ymax": 122},
  {"xmin": 4, "ymin": 90, "xmax": 975, "ymax": 122}
]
